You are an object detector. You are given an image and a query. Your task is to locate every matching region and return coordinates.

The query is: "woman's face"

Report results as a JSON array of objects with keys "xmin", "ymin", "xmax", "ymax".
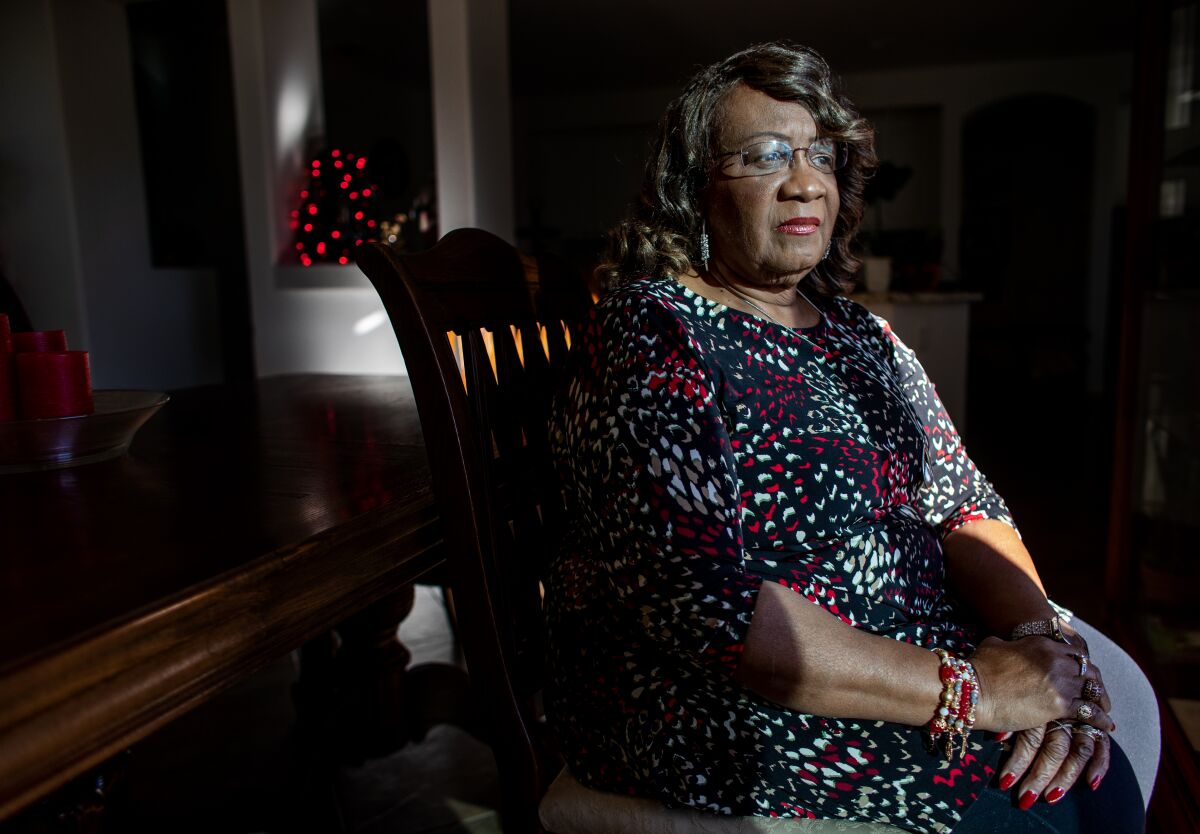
[{"xmin": 703, "ymin": 84, "xmax": 840, "ymax": 289}]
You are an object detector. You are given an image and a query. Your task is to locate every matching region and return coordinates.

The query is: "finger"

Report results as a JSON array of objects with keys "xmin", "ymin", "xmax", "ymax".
[
  {"xmin": 1042, "ymin": 727, "xmax": 1098, "ymax": 804},
  {"xmin": 1083, "ymin": 730, "xmax": 1112, "ymax": 792},
  {"xmin": 999, "ymin": 726, "xmax": 1045, "ymax": 790},
  {"xmin": 1083, "ymin": 665, "xmax": 1113, "ymax": 714},
  {"xmin": 1016, "ymin": 723, "xmax": 1074, "ymax": 809},
  {"xmin": 1065, "ymin": 698, "xmax": 1115, "ymax": 732}
]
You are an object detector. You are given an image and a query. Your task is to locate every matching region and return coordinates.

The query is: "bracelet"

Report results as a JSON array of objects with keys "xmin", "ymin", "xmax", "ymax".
[
  {"xmin": 1011, "ymin": 615, "xmax": 1068, "ymax": 644},
  {"xmin": 928, "ymin": 649, "xmax": 980, "ymax": 760}
]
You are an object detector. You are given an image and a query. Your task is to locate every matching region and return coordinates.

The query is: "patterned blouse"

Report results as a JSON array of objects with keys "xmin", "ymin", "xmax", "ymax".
[{"xmin": 546, "ymin": 277, "xmax": 1016, "ymax": 833}]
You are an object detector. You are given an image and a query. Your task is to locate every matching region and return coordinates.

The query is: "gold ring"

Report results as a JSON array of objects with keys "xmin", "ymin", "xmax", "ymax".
[
  {"xmin": 1076, "ymin": 654, "xmax": 1089, "ymax": 676},
  {"xmin": 1082, "ymin": 680, "xmax": 1104, "ymax": 703},
  {"xmin": 1075, "ymin": 702, "xmax": 1096, "ymax": 721}
]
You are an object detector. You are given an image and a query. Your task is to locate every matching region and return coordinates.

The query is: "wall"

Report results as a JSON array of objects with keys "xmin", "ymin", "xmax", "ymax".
[
  {"xmin": 0, "ymin": 2, "xmax": 89, "ymax": 352},
  {"xmin": 53, "ymin": 0, "xmax": 225, "ymax": 389},
  {"xmin": 229, "ymin": 0, "xmax": 514, "ymax": 377},
  {"xmin": 1, "ymin": 0, "xmax": 514, "ymax": 387},
  {"xmin": 0, "ymin": 0, "xmax": 227, "ymax": 390}
]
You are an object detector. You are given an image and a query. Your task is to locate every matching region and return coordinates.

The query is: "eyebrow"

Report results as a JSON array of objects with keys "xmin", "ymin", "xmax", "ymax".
[{"xmin": 725, "ymin": 130, "xmax": 817, "ymax": 149}]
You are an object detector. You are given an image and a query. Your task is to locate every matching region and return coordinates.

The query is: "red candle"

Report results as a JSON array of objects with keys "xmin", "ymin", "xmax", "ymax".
[
  {"xmin": 0, "ymin": 314, "xmax": 11, "ymax": 352},
  {"xmin": 13, "ymin": 329, "xmax": 68, "ymax": 353},
  {"xmin": 16, "ymin": 350, "xmax": 93, "ymax": 419},
  {"xmin": 0, "ymin": 353, "xmax": 14, "ymax": 421}
]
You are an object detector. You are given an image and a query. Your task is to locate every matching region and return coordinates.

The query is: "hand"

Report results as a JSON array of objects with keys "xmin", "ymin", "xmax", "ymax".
[
  {"xmin": 969, "ymin": 636, "xmax": 1117, "ymax": 733},
  {"xmin": 995, "ymin": 720, "xmax": 1112, "ymax": 808}
]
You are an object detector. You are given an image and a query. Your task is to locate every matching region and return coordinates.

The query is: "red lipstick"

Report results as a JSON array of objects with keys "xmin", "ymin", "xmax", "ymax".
[{"xmin": 776, "ymin": 216, "xmax": 821, "ymax": 235}]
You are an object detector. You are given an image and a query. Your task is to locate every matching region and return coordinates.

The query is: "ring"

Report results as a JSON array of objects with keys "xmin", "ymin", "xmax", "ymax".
[
  {"xmin": 1075, "ymin": 654, "xmax": 1089, "ymax": 676},
  {"xmin": 1082, "ymin": 680, "xmax": 1104, "ymax": 703},
  {"xmin": 1048, "ymin": 720, "xmax": 1074, "ymax": 736},
  {"xmin": 1075, "ymin": 702, "xmax": 1096, "ymax": 721},
  {"xmin": 1072, "ymin": 724, "xmax": 1107, "ymax": 742}
]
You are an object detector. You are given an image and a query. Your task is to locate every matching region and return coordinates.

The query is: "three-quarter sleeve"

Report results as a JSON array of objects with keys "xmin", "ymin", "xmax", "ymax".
[
  {"xmin": 876, "ymin": 316, "xmax": 1017, "ymax": 538},
  {"xmin": 551, "ymin": 298, "xmax": 762, "ymax": 676}
]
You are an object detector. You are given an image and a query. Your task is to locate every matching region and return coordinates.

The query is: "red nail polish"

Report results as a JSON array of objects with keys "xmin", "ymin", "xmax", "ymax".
[
  {"xmin": 996, "ymin": 731, "xmax": 1012, "ymax": 741},
  {"xmin": 1019, "ymin": 790, "xmax": 1038, "ymax": 810},
  {"xmin": 1046, "ymin": 787, "xmax": 1065, "ymax": 803},
  {"xmin": 999, "ymin": 773, "xmax": 1016, "ymax": 790},
  {"xmin": 1091, "ymin": 775, "xmax": 1103, "ymax": 791}
]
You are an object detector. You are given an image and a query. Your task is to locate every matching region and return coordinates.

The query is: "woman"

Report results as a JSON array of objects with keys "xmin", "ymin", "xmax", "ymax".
[{"xmin": 545, "ymin": 42, "xmax": 1148, "ymax": 833}]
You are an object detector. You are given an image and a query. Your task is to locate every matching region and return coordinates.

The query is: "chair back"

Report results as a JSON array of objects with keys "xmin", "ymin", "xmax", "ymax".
[{"xmin": 356, "ymin": 229, "xmax": 592, "ymax": 833}]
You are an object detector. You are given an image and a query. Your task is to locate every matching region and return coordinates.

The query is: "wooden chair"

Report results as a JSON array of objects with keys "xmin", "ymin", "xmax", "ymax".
[{"xmin": 356, "ymin": 229, "xmax": 903, "ymax": 833}]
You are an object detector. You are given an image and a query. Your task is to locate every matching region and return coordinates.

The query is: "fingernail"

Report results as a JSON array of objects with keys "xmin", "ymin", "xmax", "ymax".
[
  {"xmin": 1111, "ymin": 722, "xmax": 1117, "ymax": 732},
  {"xmin": 1091, "ymin": 775, "xmax": 1103, "ymax": 791},
  {"xmin": 995, "ymin": 731, "xmax": 1012, "ymax": 741},
  {"xmin": 1019, "ymin": 790, "xmax": 1038, "ymax": 810},
  {"xmin": 999, "ymin": 773, "xmax": 1016, "ymax": 790},
  {"xmin": 1046, "ymin": 787, "xmax": 1065, "ymax": 804}
]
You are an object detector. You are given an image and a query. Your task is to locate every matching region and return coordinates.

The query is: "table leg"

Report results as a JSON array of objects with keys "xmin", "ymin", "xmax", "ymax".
[{"xmin": 332, "ymin": 585, "xmax": 416, "ymax": 761}]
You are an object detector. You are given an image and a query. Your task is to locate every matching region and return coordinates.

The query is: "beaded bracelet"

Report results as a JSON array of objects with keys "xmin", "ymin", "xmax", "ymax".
[{"xmin": 928, "ymin": 648, "xmax": 980, "ymax": 760}]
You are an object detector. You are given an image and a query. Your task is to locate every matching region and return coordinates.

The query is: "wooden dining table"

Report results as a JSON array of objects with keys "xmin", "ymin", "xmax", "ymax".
[{"xmin": 0, "ymin": 373, "xmax": 444, "ymax": 821}]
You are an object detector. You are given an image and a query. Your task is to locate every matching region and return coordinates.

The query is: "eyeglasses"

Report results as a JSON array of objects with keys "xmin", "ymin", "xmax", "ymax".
[{"xmin": 716, "ymin": 138, "xmax": 848, "ymax": 177}]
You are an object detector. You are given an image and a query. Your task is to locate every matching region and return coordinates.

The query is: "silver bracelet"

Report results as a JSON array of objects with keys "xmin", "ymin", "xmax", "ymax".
[{"xmin": 1011, "ymin": 614, "xmax": 1068, "ymax": 643}]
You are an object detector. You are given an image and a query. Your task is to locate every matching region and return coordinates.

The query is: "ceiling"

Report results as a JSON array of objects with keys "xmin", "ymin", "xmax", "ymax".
[{"xmin": 509, "ymin": 0, "xmax": 1139, "ymax": 95}]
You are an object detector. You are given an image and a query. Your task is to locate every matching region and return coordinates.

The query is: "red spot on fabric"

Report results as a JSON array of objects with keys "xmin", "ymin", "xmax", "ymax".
[{"xmin": 933, "ymin": 768, "xmax": 963, "ymax": 787}]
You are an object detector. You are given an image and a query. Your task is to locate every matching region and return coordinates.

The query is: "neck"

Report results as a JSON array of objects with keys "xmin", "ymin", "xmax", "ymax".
[{"xmin": 686, "ymin": 269, "xmax": 820, "ymax": 329}]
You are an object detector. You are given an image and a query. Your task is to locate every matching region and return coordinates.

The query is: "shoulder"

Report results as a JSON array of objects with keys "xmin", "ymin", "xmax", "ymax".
[
  {"xmin": 593, "ymin": 277, "xmax": 706, "ymax": 348},
  {"xmin": 820, "ymin": 294, "xmax": 891, "ymax": 340}
]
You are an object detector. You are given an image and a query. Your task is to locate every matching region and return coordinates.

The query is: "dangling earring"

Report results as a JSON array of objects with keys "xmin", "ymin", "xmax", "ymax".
[
  {"xmin": 699, "ymin": 220, "xmax": 710, "ymax": 271},
  {"xmin": 823, "ymin": 239, "xmax": 832, "ymax": 260}
]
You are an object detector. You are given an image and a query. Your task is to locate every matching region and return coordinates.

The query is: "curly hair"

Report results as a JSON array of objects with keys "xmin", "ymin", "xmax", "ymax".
[{"xmin": 599, "ymin": 42, "xmax": 877, "ymax": 297}]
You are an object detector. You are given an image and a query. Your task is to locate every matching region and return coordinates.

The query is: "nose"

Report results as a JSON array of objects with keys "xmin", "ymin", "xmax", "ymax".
[{"xmin": 782, "ymin": 155, "xmax": 827, "ymax": 200}]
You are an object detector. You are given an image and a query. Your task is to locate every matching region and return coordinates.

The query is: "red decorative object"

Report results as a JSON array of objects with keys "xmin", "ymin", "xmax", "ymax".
[
  {"xmin": 291, "ymin": 147, "xmax": 377, "ymax": 266},
  {"xmin": 17, "ymin": 351, "xmax": 93, "ymax": 419},
  {"xmin": 13, "ymin": 330, "xmax": 68, "ymax": 353}
]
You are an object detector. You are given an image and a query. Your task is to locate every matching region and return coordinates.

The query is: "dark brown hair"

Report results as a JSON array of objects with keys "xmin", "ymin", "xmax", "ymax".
[{"xmin": 599, "ymin": 42, "xmax": 877, "ymax": 296}]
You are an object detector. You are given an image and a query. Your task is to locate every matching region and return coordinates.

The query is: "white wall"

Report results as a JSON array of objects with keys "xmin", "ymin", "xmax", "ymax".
[
  {"xmin": 0, "ymin": 0, "xmax": 228, "ymax": 390},
  {"xmin": 53, "ymin": 0, "xmax": 225, "ymax": 389},
  {"xmin": 430, "ymin": 0, "xmax": 515, "ymax": 240}
]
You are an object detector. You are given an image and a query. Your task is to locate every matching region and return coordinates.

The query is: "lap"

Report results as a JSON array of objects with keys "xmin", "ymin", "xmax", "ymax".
[{"xmin": 953, "ymin": 736, "xmax": 1144, "ymax": 833}]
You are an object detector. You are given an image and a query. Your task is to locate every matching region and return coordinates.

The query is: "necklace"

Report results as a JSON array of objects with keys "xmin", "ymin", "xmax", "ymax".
[{"xmin": 712, "ymin": 276, "xmax": 819, "ymax": 329}]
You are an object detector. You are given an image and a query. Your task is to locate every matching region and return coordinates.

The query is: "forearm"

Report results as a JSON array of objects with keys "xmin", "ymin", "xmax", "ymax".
[
  {"xmin": 943, "ymin": 518, "xmax": 1056, "ymax": 637},
  {"xmin": 733, "ymin": 580, "xmax": 944, "ymax": 725}
]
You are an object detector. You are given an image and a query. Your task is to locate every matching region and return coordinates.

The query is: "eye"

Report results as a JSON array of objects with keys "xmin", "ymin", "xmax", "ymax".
[
  {"xmin": 808, "ymin": 139, "xmax": 842, "ymax": 172},
  {"xmin": 743, "ymin": 142, "xmax": 790, "ymax": 170}
]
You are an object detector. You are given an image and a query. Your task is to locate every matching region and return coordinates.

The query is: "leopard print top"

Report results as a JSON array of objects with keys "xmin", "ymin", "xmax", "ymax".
[{"xmin": 546, "ymin": 277, "xmax": 1014, "ymax": 833}]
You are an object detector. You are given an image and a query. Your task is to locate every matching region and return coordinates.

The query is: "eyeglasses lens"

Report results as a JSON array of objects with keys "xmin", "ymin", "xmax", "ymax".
[{"xmin": 731, "ymin": 140, "xmax": 845, "ymax": 176}]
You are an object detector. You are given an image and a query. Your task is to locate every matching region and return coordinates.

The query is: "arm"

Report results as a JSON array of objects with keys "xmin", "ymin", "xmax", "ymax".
[
  {"xmin": 942, "ymin": 519, "xmax": 1056, "ymax": 637},
  {"xmin": 874, "ymin": 316, "xmax": 1062, "ymax": 638},
  {"xmin": 734, "ymin": 580, "xmax": 944, "ymax": 723}
]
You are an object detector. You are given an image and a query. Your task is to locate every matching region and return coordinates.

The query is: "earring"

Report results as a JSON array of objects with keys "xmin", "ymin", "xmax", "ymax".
[
  {"xmin": 823, "ymin": 239, "xmax": 832, "ymax": 260},
  {"xmin": 699, "ymin": 220, "xmax": 710, "ymax": 270}
]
